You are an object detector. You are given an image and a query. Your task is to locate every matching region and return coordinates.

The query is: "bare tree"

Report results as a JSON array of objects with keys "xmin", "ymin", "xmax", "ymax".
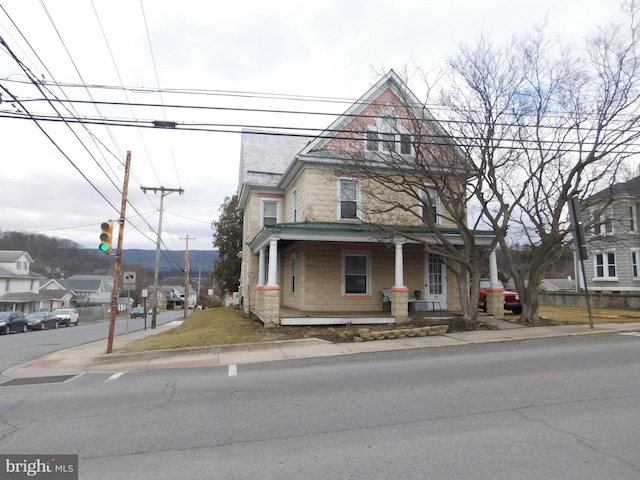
[
  {"xmin": 332, "ymin": 75, "xmax": 499, "ymax": 323},
  {"xmin": 438, "ymin": 5, "xmax": 640, "ymax": 323}
]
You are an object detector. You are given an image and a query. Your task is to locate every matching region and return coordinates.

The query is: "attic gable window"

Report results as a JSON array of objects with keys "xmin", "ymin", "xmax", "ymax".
[
  {"xmin": 366, "ymin": 131, "xmax": 379, "ymax": 151},
  {"xmin": 366, "ymin": 130, "xmax": 412, "ymax": 155},
  {"xmin": 400, "ymin": 134, "xmax": 412, "ymax": 154}
]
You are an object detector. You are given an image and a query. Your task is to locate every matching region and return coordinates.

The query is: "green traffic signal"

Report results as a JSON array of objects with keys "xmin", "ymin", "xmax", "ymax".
[{"xmin": 99, "ymin": 221, "xmax": 113, "ymax": 254}]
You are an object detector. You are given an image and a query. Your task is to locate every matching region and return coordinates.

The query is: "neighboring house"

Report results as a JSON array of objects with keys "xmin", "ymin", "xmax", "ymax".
[
  {"xmin": 581, "ymin": 175, "xmax": 640, "ymax": 293},
  {"xmin": 52, "ymin": 275, "xmax": 113, "ymax": 306},
  {"xmin": 40, "ymin": 278, "xmax": 76, "ymax": 309},
  {"xmin": 237, "ymin": 71, "xmax": 497, "ymax": 326},
  {"xmin": 539, "ymin": 278, "xmax": 576, "ymax": 292},
  {"xmin": 0, "ymin": 250, "xmax": 46, "ymax": 313},
  {"xmin": 38, "ymin": 287, "xmax": 75, "ymax": 310}
]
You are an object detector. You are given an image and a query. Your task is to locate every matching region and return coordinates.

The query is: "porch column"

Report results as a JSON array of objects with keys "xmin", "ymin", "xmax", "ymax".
[
  {"xmin": 391, "ymin": 238, "xmax": 409, "ymax": 324},
  {"xmin": 258, "ymin": 248, "xmax": 266, "ymax": 286},
  {"xmin": 262, "ymin": 237, "xmax": 281, "ymax": 327},
  {"xmin": 393, "ymin": 239, "xmax": 405, "ymax": 288},
  {"xmin": 489, "ymin": 249, "xmax": 499, "ymax": 287},
  {"xmin": 267, "ymin": 238, "xmax": 279, "ymax": 286},
  {"xmin": 486, "ymin": 248, "xmax": 504, "ymax": 319}
]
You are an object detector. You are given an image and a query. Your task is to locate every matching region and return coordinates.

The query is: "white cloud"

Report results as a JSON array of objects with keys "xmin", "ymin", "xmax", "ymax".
[{"xmin": 0, "ymin": 0, "xmax": 631, "ymax": 249}]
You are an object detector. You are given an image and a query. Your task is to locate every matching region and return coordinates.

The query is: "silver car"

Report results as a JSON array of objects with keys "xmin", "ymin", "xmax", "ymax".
[{"xmin": 51, "ymin": 308, "xmax": 80, "ymax": 327}]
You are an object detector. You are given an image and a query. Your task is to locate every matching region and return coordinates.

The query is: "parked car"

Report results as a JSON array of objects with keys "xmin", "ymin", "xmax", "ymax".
[
  {"xmin": 0, "ymin": 311, "xmax": 28, "ymax": 334},
  {"xmin": 26, "ymin": 311, "xmax": 59, "ymax": 330},
  {"xmin": 51, "ymin": 308, "xmax": 80, "ymax": 327},
  {"xmin": 478, "ymin": 279, "xmax": 522, "ymax": 314},
  {"xmin": 130, "ymin": 306, "xmax": 145, "ymax": 319}
]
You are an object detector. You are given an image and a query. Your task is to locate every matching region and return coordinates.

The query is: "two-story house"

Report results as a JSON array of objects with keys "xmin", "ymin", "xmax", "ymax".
[
  {"xmin": 238, "ymin": 71, "xmax": 500, "ymax": 326},
  {"xmin": 581, "ymin": 175, "xmax": 640, "ymax": 293},
  {"xmin": 0, "ymin": 250, "xmax": 46, "ymax": 313}
]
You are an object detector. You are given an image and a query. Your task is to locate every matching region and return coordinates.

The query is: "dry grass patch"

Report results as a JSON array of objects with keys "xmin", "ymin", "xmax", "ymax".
[
  {"xmin": 539, "ymin": 305, "xmax": 640, "ymax": 325},
  {"xmin": 117, "ymin": 306, "xmax": 466, "ymax": 353},
  {"xmin": 118, "ymin": 307, "xmax": 271, "ymax": 353}
]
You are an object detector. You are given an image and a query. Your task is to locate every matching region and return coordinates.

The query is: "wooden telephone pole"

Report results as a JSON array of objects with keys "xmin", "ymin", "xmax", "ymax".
[
  {"xmin": 181, "ymin": 235, "xmax": 195, "ymax": 319},
  {"xmin": 141, "ymin": 186, "xmax": 184, "ymax": 328},
  {"xmin": 106, "ymin": 151, "xmax": 131, "ymax": 354}
]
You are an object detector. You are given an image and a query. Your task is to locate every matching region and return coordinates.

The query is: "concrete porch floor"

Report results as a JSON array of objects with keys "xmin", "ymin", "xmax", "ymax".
[{"xmin": 279, "ymin": 307, "xmax": 457, "ymax": 326}]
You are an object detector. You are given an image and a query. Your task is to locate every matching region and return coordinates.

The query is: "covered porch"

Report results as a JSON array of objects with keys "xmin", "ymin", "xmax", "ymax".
[{"xmin": 245, "ymin": 222, "xmax": 502, "ymax": 326}]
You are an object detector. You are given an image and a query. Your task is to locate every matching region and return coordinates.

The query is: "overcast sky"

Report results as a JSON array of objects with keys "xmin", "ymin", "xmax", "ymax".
[{"xmin": 0, "ymin": 0, "xmax": 630, "ymax": 255}]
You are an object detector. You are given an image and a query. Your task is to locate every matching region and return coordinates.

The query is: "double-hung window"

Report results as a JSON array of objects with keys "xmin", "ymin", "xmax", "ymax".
[
  {"xmin": 593, "ymin": 208, "xmax": 613, "ymax": 235},
  {"xmin": 627, "ymin": 203, "xmax": 638, "ymax": 232},
  {"xmin": 366, "ymin": 131, "xmax": 379, "ymax": 151},
  {"xmin": 422, "ymin": 185, "xmax": 440, "ymax": 225},
  {"xmin": 632, "ymin": 250, "xmax": 640, "ymax": 280},
  {"xmin": 339, "ymin": 179, "xmax": 360, "ymax": 220},
  {"xmin": 594, "ymin": 251, "xmax": 617, "ymax": 280},
  {"xmin": 342, "ymin": 251, "xmax": 370, "ymax": 295},
  {"xmin": 261, "ymin": 199, "xmax": 280, "ymax": 227}
]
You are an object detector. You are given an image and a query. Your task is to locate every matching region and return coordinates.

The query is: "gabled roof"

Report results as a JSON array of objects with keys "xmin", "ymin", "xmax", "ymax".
[
  {"xmin": 238, "ymin": 71, "xmax": 469, "ymax": 205},
  {"xmin": 63, "ymin": 275, "xmax": 113, "ymax": 292},
  {"xmin": 585, "ymin": 175, "xmax": 640, "ymax": 203},
  {"xmin": 0, "ymin": 250, "xmax": 33, "ymax": 263}
]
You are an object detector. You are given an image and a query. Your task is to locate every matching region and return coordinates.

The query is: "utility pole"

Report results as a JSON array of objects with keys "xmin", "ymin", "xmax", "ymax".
[
  {"xmin": 107, "ymin": 151, "xmax": 131, "ymax": 354},
  {"xmin": 141, "ymin": 185, "xmax": 184, "ymax": 328},
  {"xmin": 181, "ymin": 235, "xmax": 195, "ymax": 319}
]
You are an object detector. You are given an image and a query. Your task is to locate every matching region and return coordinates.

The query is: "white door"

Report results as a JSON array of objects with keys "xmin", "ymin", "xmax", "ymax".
[{"xmin": 424, "ymin": 253, "xmax": 447, "ymax": 308}]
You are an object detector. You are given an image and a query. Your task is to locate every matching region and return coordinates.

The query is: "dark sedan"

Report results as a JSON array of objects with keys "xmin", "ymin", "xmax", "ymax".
[
  {"xmin": 26, "ymin": 312, "xmax": 59, "ymax": 330},
  {"xmin": 0, "ymin": 311, "xmax": 28, "ymax": 334}
]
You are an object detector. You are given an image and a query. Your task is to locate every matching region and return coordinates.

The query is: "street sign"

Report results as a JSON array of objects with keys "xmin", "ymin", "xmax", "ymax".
[{"xmin": 123, "ymin": 272, "xmax": 136, "ymax": 284}]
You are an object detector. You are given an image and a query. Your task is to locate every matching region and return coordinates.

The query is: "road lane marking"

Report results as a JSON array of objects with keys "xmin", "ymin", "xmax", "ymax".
[
  {"xmin": 618, "ymin": 332, "xmax": 640, "ymax": 336},
  {"xmin": 228, "ymin": 365, "xmax": 237, "ymax": 377},
  {"xmin": 106, "ymin": 372, "xmax": 126, "ymax": 382}
]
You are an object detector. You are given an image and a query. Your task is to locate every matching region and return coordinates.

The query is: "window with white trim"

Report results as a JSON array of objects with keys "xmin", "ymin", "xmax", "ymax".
[
  {"xmin": 594, "ymin": 251, "xmax": 617, "ymax": 279},
  {"xmin": 366, "ymin": 131, "xmax": 379, "ymax": 151},
  {"xmin": 338, "ymin": 179, "xmax": 360, "ymax": 220},
  {"xmin": 261, "ymin": 199, "xmax": 280, "ymax": 227},
  {"xmin": 632, "ymin": 250, "xmax": 640, "ymax": 279},
  {"xmin": 422, "ymin": 185, "xmax": 441, "ymax": 225},
  {"xmin": 342, "ymin": 251, "xmax": 370, "ymax": 295},
  {"xmin": 627, "ymin": 203, "xmax": 637, "ymax": 232},
  {"xmin": 593, "ymin": 208, "xmax": 613, "ymax": 235}
]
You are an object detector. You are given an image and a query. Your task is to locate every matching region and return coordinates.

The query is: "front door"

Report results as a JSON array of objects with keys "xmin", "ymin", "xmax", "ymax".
[{"xmin": 424, "ymin": 253, "xmax": 447, "ymax": 308}]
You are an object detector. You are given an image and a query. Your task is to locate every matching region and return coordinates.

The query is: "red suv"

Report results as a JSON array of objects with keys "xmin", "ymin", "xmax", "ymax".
[{"xmin": 478, "ymin": 279, "xmax": 522, "ymax": 314}]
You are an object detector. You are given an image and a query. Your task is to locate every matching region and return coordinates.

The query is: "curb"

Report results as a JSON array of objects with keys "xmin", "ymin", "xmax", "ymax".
[{"xmin": 91, "ymin": 338, "xmax": 332, "ymax": 365}]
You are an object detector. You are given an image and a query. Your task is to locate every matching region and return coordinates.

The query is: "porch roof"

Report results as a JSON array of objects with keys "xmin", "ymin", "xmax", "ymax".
[{"xmin": 248, "ymin": 221, "xmax": 496, "ymax": 252}]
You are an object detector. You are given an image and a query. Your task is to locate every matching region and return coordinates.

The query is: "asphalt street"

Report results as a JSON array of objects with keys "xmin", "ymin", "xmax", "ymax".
[
  {"xmin": 0, "ymin": 311, "xmax": 182, "ymax": 373},
  {"xmin": 0, "ymin": 334, "xmax": 638, "ymax": 479}
]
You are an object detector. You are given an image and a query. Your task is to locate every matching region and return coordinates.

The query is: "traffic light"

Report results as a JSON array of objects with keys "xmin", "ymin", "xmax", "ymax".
[{"xmin": 99, "ymin": 221, "xmax": 113, "ymax": 254}]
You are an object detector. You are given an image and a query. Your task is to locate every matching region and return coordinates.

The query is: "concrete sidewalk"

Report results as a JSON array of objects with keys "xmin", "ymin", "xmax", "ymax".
[{"xmin": 3, "ymin": 318, "xmax": 640, "ymax": 380}]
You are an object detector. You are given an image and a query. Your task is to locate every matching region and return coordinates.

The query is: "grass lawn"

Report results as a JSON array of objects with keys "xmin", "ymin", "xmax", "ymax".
[
  {"xmin": 539, "ymin": 305, "xmax": 640, "ymax": 325},
  {"xmin": 117, "ymin": 305, "xmax": 640, "ymax": 353}
]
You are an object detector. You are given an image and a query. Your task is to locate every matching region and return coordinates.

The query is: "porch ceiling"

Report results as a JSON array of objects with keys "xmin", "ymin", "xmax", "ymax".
[{"xmin": 248, "ymin": 221, "xmax": 496, "ymax": 252}]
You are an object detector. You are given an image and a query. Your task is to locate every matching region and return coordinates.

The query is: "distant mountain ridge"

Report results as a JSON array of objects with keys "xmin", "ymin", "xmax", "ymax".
[{"xmin": 119, "ymin": 249, "xmax": 218, "ymax": 272}]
